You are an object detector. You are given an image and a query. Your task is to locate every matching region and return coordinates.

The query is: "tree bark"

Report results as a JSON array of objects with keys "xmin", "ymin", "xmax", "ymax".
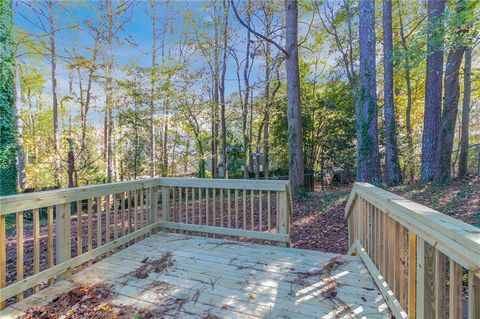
[
  {"xmin": 242, "ymin": 1, "xmax": 252, "ymax": 179},
  {"xmin": 263, "ymin": 0, "xmax": 273, "ymax": 180},
  {"xmin": 48, "ymin": 0, "xmax": 61, "ymax": 187},
  {"xmin": 421, "ymin": 0, "xmax": 446, "ymax": 181},
  {"xmin": 219, "ymin": 0, "xmax": 229, "ymax": 178},
  {"xmin": 397, "ymin": 8, "xmax": 415, "ymax": 183},
  {"xmin": 458, "ymin": 48, "xmax": 471, "ymax": 177},
  {"xmin": 105, "ymin": 0, "xmax": 114, "ymax": 183},
  {"xmin": 285, "ymin": 0, "xmax": 304, "ymax": 190},
  {"xmin": 149, "ymin": 0, "xmax": 157, "ymax": 177},
  {"xmin": 382, "ymin": 0, "xmax": 402, "ymax": 185},
  {"xmin": 434, "ymin": 0, "xmax": 467, "ymax": 183},
  {"xmin": 356, "ymin": 0, "xmax": 381, "ymax": 183}
]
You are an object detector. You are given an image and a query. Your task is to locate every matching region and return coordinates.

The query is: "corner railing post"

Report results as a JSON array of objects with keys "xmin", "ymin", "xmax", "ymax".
[
  {"xmin": 277, "ymin": 187, "xmax": 290, "ymax": 247},
  {"xmin": 161, "ymin": 186, "xmax": 170, "ymax": 225},
  {"xmin": 55, "ymin": 203, "xmax": 71, "ymax": 279}
]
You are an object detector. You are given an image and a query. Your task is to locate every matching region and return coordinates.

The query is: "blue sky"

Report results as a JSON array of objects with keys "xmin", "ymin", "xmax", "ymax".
[{"xmin": 14, "ymin": 0, "xmax": 267, "ymax": 97}]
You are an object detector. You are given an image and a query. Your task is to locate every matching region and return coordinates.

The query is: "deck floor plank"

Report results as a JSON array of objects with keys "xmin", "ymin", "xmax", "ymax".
[{"xmin": 2, "ymin": 232, "xmax": 391, "ymax": 318}]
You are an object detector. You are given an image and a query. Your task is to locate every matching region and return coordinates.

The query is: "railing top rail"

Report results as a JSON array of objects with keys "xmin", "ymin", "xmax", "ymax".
[
  {"xmin": 0, "ymin": 178, "xmax": 290, "ymax": 215},
  {"xmin": 345, "ymin": 182, "xmax": 480, "ymax": 269}
]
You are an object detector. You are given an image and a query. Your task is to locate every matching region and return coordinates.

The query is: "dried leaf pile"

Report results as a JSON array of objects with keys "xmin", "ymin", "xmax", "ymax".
[
  {"xmin": 19, "ymin": 284, "xmax": 144, "ymax": 319},
  {"xmin": 128, "ymin": 252, "xmax": 175, "ymax": 279}
]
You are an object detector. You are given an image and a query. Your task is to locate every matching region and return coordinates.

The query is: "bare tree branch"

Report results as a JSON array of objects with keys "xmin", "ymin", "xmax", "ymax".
[{"xmin": 230, "ymin": 0, "xmax": 288, "ymax": 56}]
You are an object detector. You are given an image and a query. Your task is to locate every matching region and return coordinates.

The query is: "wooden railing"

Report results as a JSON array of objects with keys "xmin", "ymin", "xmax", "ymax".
[
  {"xmin": 0, "ymin": 178, "xmax": 292, "ymax": 309},
  {"xmin": 345, "ymin": 182, "xmax": 480, "ymax": 319}
]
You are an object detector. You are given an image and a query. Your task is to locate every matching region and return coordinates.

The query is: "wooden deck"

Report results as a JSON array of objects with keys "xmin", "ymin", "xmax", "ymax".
[{"xmin": 2, "ymin": 232, "xmax": 390, "ymax": 318}]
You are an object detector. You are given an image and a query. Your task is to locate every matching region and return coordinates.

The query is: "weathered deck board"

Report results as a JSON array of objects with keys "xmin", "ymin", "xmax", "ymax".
[{"xmin": 1, "ymin": 232, "xmax": 390, "ymax": 318}]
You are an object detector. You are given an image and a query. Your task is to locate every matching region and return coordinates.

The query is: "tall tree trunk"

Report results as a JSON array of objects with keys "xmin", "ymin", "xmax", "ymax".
[
  {"xmin": 382, "ymin": 0, "xmax": 402, "ymax": 185},
  {"xmin": 211, "ymin": 2, "xmax": 221, "ymax": 179},
  {"xmin": 149, "ymin": 0, "xmax": 157, "ymax": 177},
  {"xmin": 421, "ymin": 0, "xmax": 446, "ymax": 181},
  {"xmin": 105, "ymin": 0, "xmax": 114, "ymax": 183},
  {"xmin": 434, "ymin": 0, "xmax": 467, "ymax": 183},
  {"xmin": 242, "ymin": 1, "xmax": 252, "ymax": 179},
  {"xmin": 15, "ymin": 62, "xmax": 26, "ymax": 191},
  {"xmin": 0, "ymin": 0, "xmax": 18, "ymax": 195},
  {"xmin": 219, "ymin": 0, "xmax": 229, "ymax": 178},
  {"xmin": 285, "ymin": 0, "xmax": 304, "ymax": 190},
  {"xmin": 48, "ymin": 0, "xmax": 61, "ymax": 187},
  {"xmin": 397, "ymin": 9, "xmax": 415, "ymax": 183},
  {"xmin": 356, "ymin": 0, "xmax": 381, "ymax": 183},
  {"xmin": 458, "ymin": 48, "xmax": 471, "ymax": 177},
  {"xmin": 263, "ymin": 0, "xmax": 273, "ymax": 180}
]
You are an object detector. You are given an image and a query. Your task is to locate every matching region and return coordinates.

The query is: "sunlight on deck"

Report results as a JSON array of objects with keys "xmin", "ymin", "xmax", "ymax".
[{"xmin": 2, "ymin": 232, "xmax": 390, "ymax": 318}]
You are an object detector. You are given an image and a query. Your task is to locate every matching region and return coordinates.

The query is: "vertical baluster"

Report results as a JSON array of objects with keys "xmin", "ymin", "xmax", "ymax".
[
  {"xmin": 235, "ymin": 189, "xmax": 240, "ymax": 229},
  {"xmin": 408, "ymin": 231, "xmax": 417, "ymax": 318},
  {"xmin": 227, "ymin": 189, "xmax": 231, "ymax": 228},
  {"xmin": 371, "ymin": 205, "xmax": 376, "ymax": 263},
  {"xmin": 267, "ymin": 190, "xmax": 271, "ymax": 231},
  {"xmin": 220, "ymin": 189, "xmax": 224, "ymax": 227},
  {"xmin": 434, "ymin": 250, "xmax": 446, "ymax": 317},
  {"xmin": 240, "ymin": 189, "xmax": 244, "ymax": 229},
  {"xmin": 76, "ymin": 201, "xmax": 83, "ymax": 256},
  {"xmin": 105, "ymin": 195, "xmax": 111, "ymax": 247},
  {"xmin": 47, "ymin": 206, "xmax": 54, "ymax": 285},
  {"xmin": 191, "ymin": 187, "xmax": 194, "ymax": 225},
  {"xmin": 399, "ymin": 226, "xmax": 407, "ymax": 309},
  {"xmin": 468, "ymin": 270, "xmax": 480, "ymax": 319},
  {"xmin": 127, "ymin": 192, "xmax": 132, "ymax": 234},
  {"xmin": 113, "ymin": 193, "xmax": 118, "ymax": 240},
  {"xmin": 179, "ymin": 188, "xmax": 183, "ymax": 223},
  {"xmin": 33, "ymin": 208, "xmax": 40, "ymax": 293},
  {"xmin": 0, "ymin": 214, "xmax": 5, "ymax": 310},
  {"xmin": 134, "ymin": 190, "xmax": 138, "ymax": 232},
  {"xmin": 376, "ymin": 208, "xmax": 381, "ymax": 267},
  {"xmin": 96, "ymin": 196, "xmax": 102, "ymax": 247},
  {"xmin": 259, "ymin": 191, "xmax": 262, "ymax": 231},
  {"xmin": 87, "ymin": 199, "xmax": 93, "ymax": 262},
  {"xmin": 121, "ymin": 193, "xmax": 126, "ymax": 237},
  {"xmin": 186, "ymin": 187, "xmax": 189, "ymax": 224},
  {"xmin": 140, "ymin": 188, "xmax": 144, "ymax": 229},
  {"xmin": 212, "ymin": 188, "xmax": 216, "ymax": 226},
  {"xmin": 394, "ymin": 221, "xmax": 401, "ymax": 299},
  {"xmin": 198, "ymin": 188, "xmax": 202, "ymax": 225},
  {"xmin": 367, "ymin": 204, "xmax": 371, "ymax": 260},
  {"xmin": 416, "ymin": 238, "xmax": 426, "ymax": 317},
  {"xmin": 250, "ymin": 190, "xmax": 254, "ymax": 231},
  {"xmin": 172, "ymin": 187, "xmax": 174, "ymax": 222},
  {"xmin": 450, "ymin": 260, "xmax": 462, "ymax": 318},
  {"xmin": 206, "ymin": 188, "xmax": 209, "ymax": 226},
  {"xmin": 16, "ymin": 211, "xmax": 24, "ymax": 301}
]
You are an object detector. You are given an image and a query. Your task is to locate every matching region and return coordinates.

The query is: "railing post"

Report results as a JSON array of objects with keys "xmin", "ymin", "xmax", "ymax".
[
  {"xmin": 162, "ymin": 186, "xmax": 170, "ymax": 223},
  {"xmin": 151, "ymin": 187, "xmax": 158, "ymax": 224},
  {"xmin": 277, "ymin": 189, "xmax": 289, "ymax": 247},
  {"xmin": 55, "ymin": 203, "xmax": 71, "ymax": 279}
]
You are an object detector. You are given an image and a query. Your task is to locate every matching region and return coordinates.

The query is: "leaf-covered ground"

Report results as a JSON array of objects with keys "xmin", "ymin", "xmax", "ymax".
[
  {"xmin": 290, "ymin": 175, "xmax": 480, "ymax": 254},
  {"xmin": 389, "ymin": 175, "xmax": 480, "ymax": 227}
]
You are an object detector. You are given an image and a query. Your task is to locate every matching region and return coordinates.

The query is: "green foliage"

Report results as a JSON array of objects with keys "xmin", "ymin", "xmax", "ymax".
[{"xmin": 0, "ymin": 0, "xmax": 18, "ymax": 195}]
